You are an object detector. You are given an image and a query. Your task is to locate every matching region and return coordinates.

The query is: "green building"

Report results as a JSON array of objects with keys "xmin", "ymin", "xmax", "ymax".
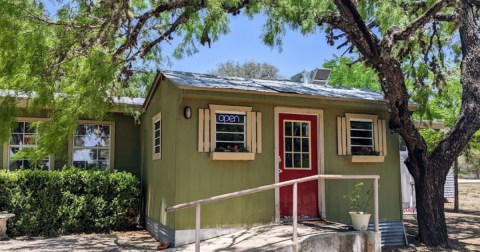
[
  {"xmin": 1, "ymin": 69, "xmax": 405, "ymax": 247},
  {"xmin": 140, "ymin": 70, "xmax": 403, "ymax": 246}
]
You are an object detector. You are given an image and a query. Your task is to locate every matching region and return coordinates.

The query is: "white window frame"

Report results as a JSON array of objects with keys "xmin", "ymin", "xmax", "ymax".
[
  {"xmin": 69, "ymin": 120, "xmax": 115, "ymax": 169},
  {"xmin": 152, "ymin": 112, "xmax": 161, "ymax": 160},
  {"xmin": 2, "ymin": 118, "xmax": 54, "ymax": 170},
  {"xmin": 283, "ymin": 119, "xmax": 312, "ymax": 170},
  {"xmin": 345, "ymin": 113, "xmax": 378, "ymax": 155},
  {"xmin": 209, "ymin": 105, "xmax": 252, "ymax": 152}
]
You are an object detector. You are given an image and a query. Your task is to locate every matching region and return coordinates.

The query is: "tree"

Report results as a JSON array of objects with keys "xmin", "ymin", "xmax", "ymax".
[
  {"xmin": 2, "ymin": 0, "xmax": 480, "ymax": 247},
  {"xmin": 0, "ymin": 0, "xmax": 261, "ymax": 158},
  {"xmin": 210, "ymin": 60, "xmax": 281, "ymax": 79},
  {"xmin": 323, "ymin": 56, "xmax": 380, "ymax": 92},
  {"xmin": 261, "ymin": 0, "xmax": 480, "ymax": 246}
]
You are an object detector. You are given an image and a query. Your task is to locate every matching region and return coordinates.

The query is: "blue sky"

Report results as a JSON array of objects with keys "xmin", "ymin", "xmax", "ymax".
[
  {"xmin": 162, "ymin": 14, "xmax": 342, "ymax": 78},
  {"xmin": 43, "ymin": 1, "xmax": 342, "ymax": 78}
]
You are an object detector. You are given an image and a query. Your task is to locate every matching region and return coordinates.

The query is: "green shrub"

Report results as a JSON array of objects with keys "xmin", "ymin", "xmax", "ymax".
[{"xmin": 0, "ymin": 167, "xmax": 140, "ymax": 237}]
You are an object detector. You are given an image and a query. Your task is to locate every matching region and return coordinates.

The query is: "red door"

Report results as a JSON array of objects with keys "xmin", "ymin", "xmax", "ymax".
[{"xmin": 279, "ymin": 113, "xmax": 319, "ymax": 219}]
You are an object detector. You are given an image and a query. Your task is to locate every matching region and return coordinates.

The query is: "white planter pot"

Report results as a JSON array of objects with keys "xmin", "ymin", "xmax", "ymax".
[{"xmin": 349, "ymin": 212, "xmax": 371, "ymax": 231}]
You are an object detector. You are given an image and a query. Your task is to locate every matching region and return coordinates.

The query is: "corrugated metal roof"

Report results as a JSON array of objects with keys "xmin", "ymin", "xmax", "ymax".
[
  {"xmin": 0, "ymin": 89, "xmax": 144, "ymax": 107},
  {"xmin": 162, "ymin": 70, "xmax": 386, "ymax": 102}
]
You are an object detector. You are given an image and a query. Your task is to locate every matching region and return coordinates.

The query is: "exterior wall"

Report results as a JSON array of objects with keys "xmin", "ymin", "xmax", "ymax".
[
  {"xmin": 172, "ymin": 88, "xmax": 401, "ymax": 230},
  {"xmin": 112, "ymin": 113, "xmax": 141, "ymax": 177},
  {"xmin": 0, "ymin": 111, "xmax": 141, "ymax": 177},
  {"xmin": 141, "ymin": 79, "xmax": 179, "ymax": 241},
  {"xmin": 142, "ymin": 81, "xmax": 402, "ymax": 241}
]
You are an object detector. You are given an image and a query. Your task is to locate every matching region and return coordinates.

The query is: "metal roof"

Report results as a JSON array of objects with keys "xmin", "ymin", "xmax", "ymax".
[
  {"xmin": 162, "ymin": 70, "xmax": 386, "ymax": 102},
  {"xmin": 0, "ymin": 89, "xmax": 144, "ymax": 107}
]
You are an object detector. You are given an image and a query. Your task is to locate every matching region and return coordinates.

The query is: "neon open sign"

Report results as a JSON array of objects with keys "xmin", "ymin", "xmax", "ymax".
[{"xmin": 217, "ymin": 114, "xmax": 243, "ymax": 123}]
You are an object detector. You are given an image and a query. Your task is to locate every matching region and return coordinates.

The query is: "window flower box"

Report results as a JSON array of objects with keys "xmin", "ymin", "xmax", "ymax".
[
  {"xmin": 348, "ymin": 155, "xmax": 385, "ymax": 163},
  {"xmin": 210, "ymin": 152, "xmax": 255, "ymax": 161}
]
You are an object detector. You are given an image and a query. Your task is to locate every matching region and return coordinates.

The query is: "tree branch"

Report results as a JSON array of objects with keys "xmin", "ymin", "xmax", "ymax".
[{"xmin": 386, "ymin": 0, "xmax": 452, "ymax": 46}]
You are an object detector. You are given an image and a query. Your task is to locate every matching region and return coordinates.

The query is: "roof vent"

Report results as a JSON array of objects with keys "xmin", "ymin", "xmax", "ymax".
[{"xmin": 290, "ymin": 68, "xmax": 331, "ymax": 85}]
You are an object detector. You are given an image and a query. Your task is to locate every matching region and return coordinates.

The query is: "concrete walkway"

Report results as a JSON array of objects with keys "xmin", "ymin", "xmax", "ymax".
[
  {"xmin": 167, "ymin": 221, "xmax": 377, "ymax": 252},
  {"xmin": 459, "ymin": 179, "xmax": 480, "ymax": 183},
  {"xmin": 0, "ymin": 231, "xmax": 159, "ymax": 252}
]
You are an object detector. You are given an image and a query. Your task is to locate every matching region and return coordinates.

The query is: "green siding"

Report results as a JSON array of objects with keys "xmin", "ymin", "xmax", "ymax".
[
  {"xmin": 113, "ymin": 113, "xmax": 141, "ymax": 177},
  {"xmin": 141, "ymin": 79, "xmax": 179, "ymax": 228},
  {"xmin": 174, "ymin": 99, "xmax": 275, "ymax": 230},
  {"xmin": 142, "ymin": 82, "xmax": 402, "ymax": 231}
]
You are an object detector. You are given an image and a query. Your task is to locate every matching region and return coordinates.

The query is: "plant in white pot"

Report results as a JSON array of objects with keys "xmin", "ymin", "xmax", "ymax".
[{"xmin": 344, "ymin": 182, "xmax": 373, "ymax": 231}]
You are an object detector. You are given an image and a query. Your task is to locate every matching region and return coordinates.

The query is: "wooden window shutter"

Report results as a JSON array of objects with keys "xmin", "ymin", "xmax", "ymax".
[
  {"xmin": 247, "ymin": 112, "xmax": 262, "ymax": 153},
  {"xmin": 375, "ymin": 119, "xmax": 387, "ymax": 156},
  {"xmin": 337, "ymin": 117, "xmax": 347, "ymax": 155},
  {"xmin": 198, "ymin": 109, "xmax": 211, "ymax": 152}
]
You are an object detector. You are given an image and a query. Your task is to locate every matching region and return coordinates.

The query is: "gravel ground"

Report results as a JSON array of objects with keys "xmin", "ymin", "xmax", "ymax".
[
  {"xmin": 0, "ymin": 230, "xmax": 160, "ymax": 252},
  {"xmin": 385, "ymin": 182, "xmax": 480, "ymax": 252}
]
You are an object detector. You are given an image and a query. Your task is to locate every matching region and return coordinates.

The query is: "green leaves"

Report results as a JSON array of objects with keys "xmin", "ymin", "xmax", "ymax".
[{"xmin": 0, "ymin": 168, "xmax": 140, "ymax": 236}]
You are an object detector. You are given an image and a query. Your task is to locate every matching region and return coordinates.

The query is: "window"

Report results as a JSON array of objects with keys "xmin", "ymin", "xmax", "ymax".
[
  {"xmin": 337, "ymin": 113, "xmax": 387, "ymax": 162},
  {"xmin": 284, "ymin": 120, "xmax": 311, "ymax": 169},
  {"xmin": 215, "ymin": 112, "xmax": 247, "ymax": 152},
  {"xmin": 198, "ymin": 105, "xmax": 262, "ymax": 160},
  {"xmin": 6, "ymin": 121, "xmax": 51, "ymax": 170},
  {"xmin": 152, "ymin": 113, "xmax": 161, "ymax": 160},
  {"xmin": 350, "ymin": 120, "xmax": 374, "ymax": 155},
  {"xmin": 72, "ymin": 122, "xmax": 113, "ymax": 169}
]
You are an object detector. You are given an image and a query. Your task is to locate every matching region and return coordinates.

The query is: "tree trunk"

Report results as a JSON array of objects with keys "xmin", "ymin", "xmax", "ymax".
[
  {"xmin": 454, "ymin": 158, "xmax": 459, "ymax": 212},
  {"xmin": 408, "ymin": 159, "xmax": 449, "ymax": 246}
]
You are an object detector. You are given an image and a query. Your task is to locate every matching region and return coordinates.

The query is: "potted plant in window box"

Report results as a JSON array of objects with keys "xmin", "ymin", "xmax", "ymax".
[
  {"xmin": 344, "ymin": 182, "xmax": 373, "ymax": 231},
  {"xmin": 210, "ymin": 145, "xmax": 255, "ymax": 160},
  {"xmin": 349, "ymin": 147, "xmax": 384, "ymax": 163}
]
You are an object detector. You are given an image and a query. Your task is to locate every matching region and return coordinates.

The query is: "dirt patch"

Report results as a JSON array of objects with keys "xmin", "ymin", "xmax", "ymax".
[
  {"xmin": 0, "ymin": 230, "xmax": 159, "ymax": 251},
  {"xmin": 385, "ymin": 182, "xmax": 480, "ymax": 252}
]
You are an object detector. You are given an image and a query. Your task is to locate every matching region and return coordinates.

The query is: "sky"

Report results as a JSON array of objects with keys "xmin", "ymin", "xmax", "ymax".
[
  {"xmin": 161, "ymin": 14, "xmax": 343, "ymax": 78},
  {"xmin": 42, "ymin": 2, "xmax": 343, "ymax": 79}
]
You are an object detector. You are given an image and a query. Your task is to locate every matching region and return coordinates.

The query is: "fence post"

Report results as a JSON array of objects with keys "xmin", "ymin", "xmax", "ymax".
[
  {"xmin": 196, "ymin": 203, "xmax": 201, "ymax": 252},
  {"xmin": 293, "ymin": 182, "xmax": 298, "ymax": 249},
  {"xmin": 374, "ymin": 178, "xmax": 379, "ymax": 232}
]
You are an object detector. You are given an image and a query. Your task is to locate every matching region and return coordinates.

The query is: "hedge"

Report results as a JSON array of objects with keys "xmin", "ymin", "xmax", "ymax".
[{"xmin": 0, "ymin": 167, "xmax": 140, "ymax": 237}]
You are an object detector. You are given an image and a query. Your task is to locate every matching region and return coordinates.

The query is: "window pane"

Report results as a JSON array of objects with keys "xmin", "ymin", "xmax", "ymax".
[
  {"xmin": 13, "ymin": 122, "xmax": 25, "ymax": 133},
  {"xmin": 302, "ymin": 123, "xmax": 309, "ymax": 137},
  {"xmin": 285, "ymin": 137, "xmax": 292, "ymax": 152},
  {"xmin": 302, "ymin": 139, "xmax": 309, "ymax": 152},
  {"xmin": 216, "ymin": 124, "xmax": 244, "ymax": 133},
  {"xmin": 285, "ymin": 122, "xmax": 292, "ymax": 136},
  {"xmin": 351, "ymin": 130, "xmax": 372, "ymax": 138},
  {"xmin": 217, "ymin": 133, "xmax": 244, "ymax": 142},
  {"xmin": 286, "ymin": 153, "xmax": 293, "ymax": 168},
  {"xmin": 76, "ymin": 125, "xmax": 86, "ymax": 135},
  {"xmin": 9, "ymin": 160, "xmax": 23, "ymax": 170},
  {"xmin": 154, "ymin": 146, "xmax": 160, "ymax": 154},
  {"xmin": 154, "ymin": 121, "xmax": 160, "ymax": 130},
  {"xmin": 154, "ymin": 130, "xmax": 160, "ymax": 138},
  {"xmin": 10, "ymin": 134, "xmax": 23, "ymax": 145},
  {"xmin": 294, "ymin": 138, "xmax": 301, "ymax": 152},
  {"xmin": 24, "ymin": 122, "xmax": 35, "ymax": 133},
  {"xmin": 351, "ymin": 138, "xmax": 373, "ymax": 146},
  {"xmin": 293, "ymin": 122, "xmax": 301, "ymax": 136},
  {"xmin": 351, "ymin": 121, "xmax": 373, "ymax": 130},
  {"xmin": 98, "ymin": 150, "xmax": 109, "ymax": 160},
  {"xmin": 294, "ymin": 153, "xmax": 301, "ymax": 167},
  {"xmin": 154, "ymin": 138, "xmax": 160, "ymax": 146},
  {"xmin": 23, "ymin": 134, "xmax": 35, "ymax": 145},
  {"xmin": 302, "ymin": 154, "xmax": 310, "ymax": 168}
]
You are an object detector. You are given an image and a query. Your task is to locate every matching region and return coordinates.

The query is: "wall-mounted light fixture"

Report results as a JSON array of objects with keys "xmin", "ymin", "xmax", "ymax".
[{"xmin": 184, "ymin": 106, "xmax": 192, "ymax": 119}]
